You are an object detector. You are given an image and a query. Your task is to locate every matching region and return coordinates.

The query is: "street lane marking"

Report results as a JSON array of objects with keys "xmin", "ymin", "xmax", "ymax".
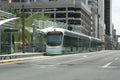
[
  {"xmin": 83, "ymin": 55, "xmax": 87, "ymax": 58},
  {"xmin": 56, "ymin": 55, "xmax": 88, "ymax": 65},
  {"xmin": 115, "ymin": 57, "xmax": 119, "ymax": 60},
  {"xmin": 101, "ymin": 62, "xmax": 113, "ymax": 68},
  {"xmin": 56, "ymin": 58, "xmax": 83, "ymax": 65}
]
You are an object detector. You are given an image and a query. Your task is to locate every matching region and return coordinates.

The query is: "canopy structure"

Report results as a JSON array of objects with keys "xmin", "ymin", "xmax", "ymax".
[
  {"xmin": 0, "ymin": 17, "xmax": 19, "ymax": 26},
  {"xmin": 0, "ymin": 10, "xmax": 19, "ymax": 54}
]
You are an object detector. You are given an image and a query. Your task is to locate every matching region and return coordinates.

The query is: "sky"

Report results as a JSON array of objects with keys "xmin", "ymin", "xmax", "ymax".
[{"xmin": 112, "ymin": 0, "xmax": 120, "ymax": 36}]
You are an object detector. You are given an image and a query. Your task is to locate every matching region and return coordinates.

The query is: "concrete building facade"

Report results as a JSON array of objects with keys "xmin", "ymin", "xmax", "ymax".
[
  {"xmin": 87, "ymin": 0, "xmax": 98, "ymax": 38},
  {"xmin": 98, "ymin": 0, "xmax": 105, "ymax": 41},
  {"xmin": 11, "ymin": 1, "xmax": 92, "ymax": 36},
  {"xmin": 87, "ymin": 0, "xmax": 105, "ymax": 41}
]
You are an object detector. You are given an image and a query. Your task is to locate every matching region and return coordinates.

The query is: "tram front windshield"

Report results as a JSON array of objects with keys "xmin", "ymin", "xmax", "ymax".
[{"xmin": 47, "ymin": 31, "xmax": 63, "ymax": 46}]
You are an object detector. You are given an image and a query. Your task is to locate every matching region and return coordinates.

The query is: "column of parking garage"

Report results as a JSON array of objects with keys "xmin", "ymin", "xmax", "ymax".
[
  {"xmin": 66, "ymin": 7, "xmax": 68, "ymax": 24},
  {"xmin": 54, "ymin": 8, "xmax": 56, "ymax": 22}
]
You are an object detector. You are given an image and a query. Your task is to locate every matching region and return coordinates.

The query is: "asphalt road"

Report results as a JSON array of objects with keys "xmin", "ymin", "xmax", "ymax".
[{"xmin": 0, "ymin": 50, "xmax": 120, "ymax": 80}]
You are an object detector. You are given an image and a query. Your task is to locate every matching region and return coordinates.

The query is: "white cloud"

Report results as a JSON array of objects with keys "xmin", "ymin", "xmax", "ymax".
[
  {"xmin": 112, "ymin": 13, "xmax": 120, "ymax": 33},
  {"xmin": 112, "ymin": 0, "xmax": 120, "ymax": 35},
  {"xmin": 112, "ymin": 0, "xmax": 120, "ymax": 41}
]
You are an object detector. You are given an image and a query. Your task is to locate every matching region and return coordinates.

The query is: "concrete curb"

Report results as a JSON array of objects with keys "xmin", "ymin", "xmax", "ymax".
[
  {"xmin": 0, "ymin": 52, "xmax": 44, "ymax": 60},
  {"xmin": 0, "ymin": 56, "xmax": 46, "ymax": 65}
]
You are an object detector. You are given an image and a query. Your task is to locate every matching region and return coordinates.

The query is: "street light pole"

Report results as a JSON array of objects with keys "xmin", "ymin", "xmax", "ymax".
[
  {"xmin": 21, "ymin": 5, "xmax": 25, "ymax": 53},
  {"xmin": 9, "ymin": 32, "xmax": 15, "ymax": 54},
  {"xmin": 97, "ymin": 14, "xmax": 100, "ymax": 38},
  {"xmin": 32, "ymin": 20, "xmax": 36, "ymax": 52}
]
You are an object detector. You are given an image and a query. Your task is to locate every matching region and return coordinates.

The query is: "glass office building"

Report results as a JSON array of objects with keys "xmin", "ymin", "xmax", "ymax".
[{"xmin": 104, "ymin": 0, "xmax": 112, "ymax": 36}]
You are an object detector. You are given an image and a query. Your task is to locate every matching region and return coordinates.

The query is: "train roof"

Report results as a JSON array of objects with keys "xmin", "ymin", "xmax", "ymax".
[
  {"xmin": 41, "ymin": 27, "xmax": 103, "ymax": 42},
  {"xmin": 41, "ymin": 27, "xmax": 90, "ymax": 38}
]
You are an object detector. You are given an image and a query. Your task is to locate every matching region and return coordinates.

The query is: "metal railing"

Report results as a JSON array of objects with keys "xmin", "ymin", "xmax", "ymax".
[
  {"xmin": 33, "ymin": 19, "xmax": 85, "ymax": 33},
  {"xmin": 0, "ymin": 52, "xmax": 43, "ymax": 60}
]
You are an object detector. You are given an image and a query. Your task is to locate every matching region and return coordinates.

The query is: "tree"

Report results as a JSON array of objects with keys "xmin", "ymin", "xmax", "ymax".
[
  {"xmin": 14, "ymin": 13, "xmax": 49, "ymax": 52},
  {"xmin": 104, "ymin": 35, "xmax": 112, "ymax": 50}
]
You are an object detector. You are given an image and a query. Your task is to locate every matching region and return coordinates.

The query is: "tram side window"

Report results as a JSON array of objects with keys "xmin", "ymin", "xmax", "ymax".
[
  {"xmin": 63, "ymin": 36, "xmax": 71, "ymax": 47},
  {"xmin": 85, "ymin": 39, "xmax": 90, "ymax": 48},
  {"xmin": 71, "ymin": 37, "xmax": 78, "ymax": 47},
  {"xmin": 91, "ymin": 41, "xmax": 96, "ymax": 48},
  {"xmin": 63, "ymin": 36, "xmax": 78, "ymax": 47},
  {"xmin": 91, "ymin": 41, "xmax": 94, "ymax": 48},
  {"xmin": 79, "ymin": 38, "xmax": 82, "ymax": 47},
  {"xmin": 80, "ymin": 38, "xmax": 85, "ymax": 48},
  {"xmin": 82, "ymin": 38, "xmax": 86, "ymax": 48},
  {"xmin": 79, "ymin": 37, "xmax": 89, "ymax": 49}
]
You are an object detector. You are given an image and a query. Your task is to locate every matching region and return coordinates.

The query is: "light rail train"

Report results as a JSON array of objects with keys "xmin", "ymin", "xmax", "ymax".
[{"xmin": 44, "ymin": 28, "xmax": 103, "ymax": 55}]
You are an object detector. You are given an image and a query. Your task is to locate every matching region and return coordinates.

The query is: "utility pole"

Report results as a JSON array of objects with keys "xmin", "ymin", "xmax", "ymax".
[
  {"xmin": 21, "ymin": 5, "xmax": 25, "ymax": 53},
  {"xmin": 32, "ymin": 20, "xmax": 36, "ymax": 52}
]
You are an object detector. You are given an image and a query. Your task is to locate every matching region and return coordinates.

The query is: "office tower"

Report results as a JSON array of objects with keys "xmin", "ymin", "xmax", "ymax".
[
  {"xmin": 104, "ymin": 0, "xmax": 112, "ymax": 36},
  {"xmin": 88, "ymin": 0, "xmax": 98, "ymax": 12},
  {"xmin": 88, "ymin": 0, "xmax": 105, "ymax": 41},
  {"xmin": 98, "ymin": 0, "xmax": 105, "ymax": 41}
]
